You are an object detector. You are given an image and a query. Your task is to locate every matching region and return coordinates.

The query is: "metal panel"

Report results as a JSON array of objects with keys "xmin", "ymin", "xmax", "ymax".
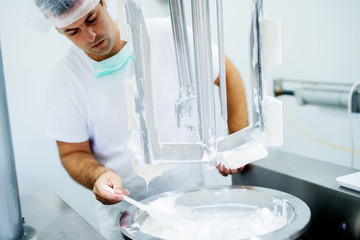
[{"xmin": 0, "ymin": 39, "xmax": 24, "ymax": 239}]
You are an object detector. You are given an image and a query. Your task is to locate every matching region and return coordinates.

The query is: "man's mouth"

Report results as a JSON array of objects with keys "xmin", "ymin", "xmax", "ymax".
[{"xmin": 92, "ymin": 40, "xmax": 105, "ymax": 49}]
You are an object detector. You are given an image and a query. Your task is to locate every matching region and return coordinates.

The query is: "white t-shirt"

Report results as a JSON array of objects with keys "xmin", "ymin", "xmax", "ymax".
[{"xmin": 46, "ymin": 18, "xmax": 219, "ymax": 239}]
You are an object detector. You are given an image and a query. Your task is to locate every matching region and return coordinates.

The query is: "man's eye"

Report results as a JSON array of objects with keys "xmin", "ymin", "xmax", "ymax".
[
  {"xmin": 67, "ymin": 30, "xmax": 78, "ymax": 36},
  {"xmin": 87, "ymin": 17, "xmax": 97, "ymax": 23}
]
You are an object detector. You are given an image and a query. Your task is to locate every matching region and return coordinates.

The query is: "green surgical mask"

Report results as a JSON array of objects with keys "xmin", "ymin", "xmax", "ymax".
[{"xmin": 92, "ymin": 42, "xmax": 133, "ymax": 78}]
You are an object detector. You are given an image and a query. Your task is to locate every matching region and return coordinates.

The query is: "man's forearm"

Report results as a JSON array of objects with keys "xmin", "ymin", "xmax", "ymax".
[
  {"xmin": 57, "ymin": 140, "xmax": 128, "ymax": 205},
  {"xmin": 215, "ymin": 57, "xmax": 249, "ymax": 134},
  {"xmin": 60, "ymin": 151, "xmax": 111, "ymax": 190}
]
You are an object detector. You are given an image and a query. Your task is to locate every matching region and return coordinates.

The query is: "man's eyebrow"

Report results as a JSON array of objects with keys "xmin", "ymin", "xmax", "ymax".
[
  {"xmin": 62, "ymin": 11, "xmax": 97, "ymax": 33},
  {"xmin": 85, "ymin": 11, "xmax": 96, "ymax": 22},
  {"xmin": 63, "ymin": 28, "xmax": 77, "ymax": 33}
]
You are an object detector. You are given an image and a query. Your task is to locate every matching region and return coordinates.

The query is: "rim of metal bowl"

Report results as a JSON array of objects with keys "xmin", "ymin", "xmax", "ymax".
[{"xmin": 119, "ymin": 185, "xmax": 311, "ymax": 240}]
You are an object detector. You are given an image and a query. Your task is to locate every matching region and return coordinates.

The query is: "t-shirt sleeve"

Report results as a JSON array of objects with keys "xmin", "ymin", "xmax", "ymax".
[{"xmin": 45, "ymin": 70, "xmax": 89, "ymax": 143}]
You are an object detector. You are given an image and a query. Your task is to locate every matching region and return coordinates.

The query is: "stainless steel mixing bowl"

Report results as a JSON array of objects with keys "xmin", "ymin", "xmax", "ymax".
[{"xmin": 119, "ymin": 185, "xmax": 311, "ymax": 240}]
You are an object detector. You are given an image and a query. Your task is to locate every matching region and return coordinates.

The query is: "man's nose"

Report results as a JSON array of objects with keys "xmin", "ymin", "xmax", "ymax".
[{"xmin": 83, "ymin": 26, "xmax": 96, "ymax": 42}]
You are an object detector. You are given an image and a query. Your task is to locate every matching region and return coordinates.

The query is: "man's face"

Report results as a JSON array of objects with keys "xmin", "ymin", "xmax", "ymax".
[{"xmin": 58, "ymin": 2, "xmax": 118, "ymax": 61}]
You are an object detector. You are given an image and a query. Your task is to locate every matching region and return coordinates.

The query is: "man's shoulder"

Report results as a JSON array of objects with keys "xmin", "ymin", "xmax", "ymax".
[{"xmin": 52, "ymin": 46, "xmax": 89, "ymax": 75}]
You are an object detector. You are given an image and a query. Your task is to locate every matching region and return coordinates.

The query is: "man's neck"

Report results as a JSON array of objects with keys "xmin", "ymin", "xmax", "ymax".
[{"xmin": 87, "ymin": 20, "xmax": 126, "ymax": 62}]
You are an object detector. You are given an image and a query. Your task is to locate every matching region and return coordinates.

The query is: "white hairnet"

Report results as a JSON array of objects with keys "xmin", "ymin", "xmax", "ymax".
[{"xmin": 34, "ymin": 0, "xmax": 100, "ymax": 29}]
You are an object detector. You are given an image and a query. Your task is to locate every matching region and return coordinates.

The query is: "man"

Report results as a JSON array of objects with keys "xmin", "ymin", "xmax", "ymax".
[{"xmin": 36, "ymin": 0, "xmax": 248, "ymax": 239}]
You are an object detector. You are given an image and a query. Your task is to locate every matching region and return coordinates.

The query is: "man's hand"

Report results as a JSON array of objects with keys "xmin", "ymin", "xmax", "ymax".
[
  {"xmin": 93, "ymin": 171, "xmax": 130, "ymax": 205},
  {"xmin": 217, "ymin": 164, "xmax": 245, "ymax": 177}
]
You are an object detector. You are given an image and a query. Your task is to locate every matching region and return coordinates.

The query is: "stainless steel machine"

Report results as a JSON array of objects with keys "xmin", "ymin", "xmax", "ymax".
[
  {"xmin": 121, "ymin": 0, "xmax": 276, "ymax": 166},
  {"xmin": 116, "ymin": 1, "xmax": 312, "ymax": 239}
]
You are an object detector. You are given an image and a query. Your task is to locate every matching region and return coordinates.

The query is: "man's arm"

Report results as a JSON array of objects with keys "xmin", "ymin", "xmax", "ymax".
[
  {"xmin": 214, "ymin": 56, "xmax": 249, "ymax": 133},
  {"xmin": 214, "ymin": 56, "xmax": 249, "ymax": 176},
  {"xmin": 57, "ymin": 140, "xmax": 129, "ymax": 205}
]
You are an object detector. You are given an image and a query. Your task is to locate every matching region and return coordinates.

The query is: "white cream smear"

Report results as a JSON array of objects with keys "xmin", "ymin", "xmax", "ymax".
[
  {"xmin": 125, "ymin": 78, "xmax": 174, "ymax": 187},
  {"xmin": 219, "ymin": 140, "xmax": 268, "ymax": 169},
  {"xmin": 131, "ymin": 155, "xmax": 175, "ymax": 189},
  {"xmin": 129, "ymin": 126, "xmax": 176, "ymax": 189},
  {"xmin": 137, "ymin": 194, "xmax": 288, "ymax": 240}
]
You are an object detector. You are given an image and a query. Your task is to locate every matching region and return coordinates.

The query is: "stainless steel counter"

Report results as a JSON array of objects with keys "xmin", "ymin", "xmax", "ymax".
[
  {"xmin": 20, "ymin": 192, "xmax": 105, "ymax": 240},
  {"xmin": 233, "ymin": 149, "xmax": 360, "ymax": 240}
]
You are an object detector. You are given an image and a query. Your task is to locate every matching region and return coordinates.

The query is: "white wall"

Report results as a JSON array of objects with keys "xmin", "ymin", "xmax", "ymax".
[
  {"xmin": 1, "ymin": 0, "xmax": 359, "ymax": 233},
  {"xmin": 264, "ymin": 0, "xmax": 360, "ymax": 169}
]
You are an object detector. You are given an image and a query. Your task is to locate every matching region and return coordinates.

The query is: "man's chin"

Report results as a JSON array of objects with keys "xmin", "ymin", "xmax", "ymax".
[{"xmin": 87, "ymin": 48, "xmax": 111, "ymax": 58}]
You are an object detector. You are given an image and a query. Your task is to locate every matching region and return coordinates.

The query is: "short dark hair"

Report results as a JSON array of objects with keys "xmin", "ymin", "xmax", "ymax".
[
  {"xmin": 36, "ymin": 0, "xmax": 103, "ymax": 17},
  {"xmin": 35, "ymin": 0, "xmax": 78, "ymax": 17}
]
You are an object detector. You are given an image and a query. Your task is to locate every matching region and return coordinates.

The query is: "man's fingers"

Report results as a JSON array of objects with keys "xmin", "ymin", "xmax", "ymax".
[
  {"xmin": 216, "ymin": 164, "xmax": 228, "ymax": 176},
  {"xmin": 92, "ymin": 171, "xmax": 129, "ymax": 204},
  {"xmin": 95, "ymin": 192, "xmax": 123, "ymax": 205},
  {"xmin": 216, "ymin": 163, "xmax": 248, "ymax": 176},
  {"xmin": 221, "ymin": 171, "xmax": 228, "ymax": 177},
  {"xmin": 94, "ymin": 184, "xmax": 124, "ymax": 204},
  {"xmin": 122, "ymin": 189, "xmax": 130, "ymax": 196},
  {"xmin": 100, "ymin": 199, "xmax": 119, "ymax": 205}
]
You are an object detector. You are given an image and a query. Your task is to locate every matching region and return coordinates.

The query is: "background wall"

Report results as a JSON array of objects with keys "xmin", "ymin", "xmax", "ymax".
[
  {"xmin": 265, "ymin": 0, "xmax": 360, "ymax": 169},
  {"xmin": 1, "ymin": 0, "xmax": 359, "ymax": 232}
]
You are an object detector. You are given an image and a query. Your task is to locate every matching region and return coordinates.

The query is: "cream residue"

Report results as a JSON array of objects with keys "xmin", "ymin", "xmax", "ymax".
[
  {"xmin": 138, "ymin": 193, "xmax": 288, "ymax": 240},
  {"xmin": 261, "ymin": 18, "xmax": 282, "ymax": 75},
  {"xmin": 262, "ymin": 96, "xmax": 283, "ymax": 147},
  {"xmin": 217, "ymin": 94, "xmax": 283, "ymax": 169},
  {"xmin": 129, "ymin": 125, "xmax": 174, "ymax": 188},
  {"xmin": 131, "ymin": 156, "xmax": 175, "ymax": 189},
  {"xmin": 125, "ymin": 77, "xmax": 174, "ymax": 187},
  {"xmin": 219, "ymin": 140, "xmax": 268, "ymax": 169}
]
